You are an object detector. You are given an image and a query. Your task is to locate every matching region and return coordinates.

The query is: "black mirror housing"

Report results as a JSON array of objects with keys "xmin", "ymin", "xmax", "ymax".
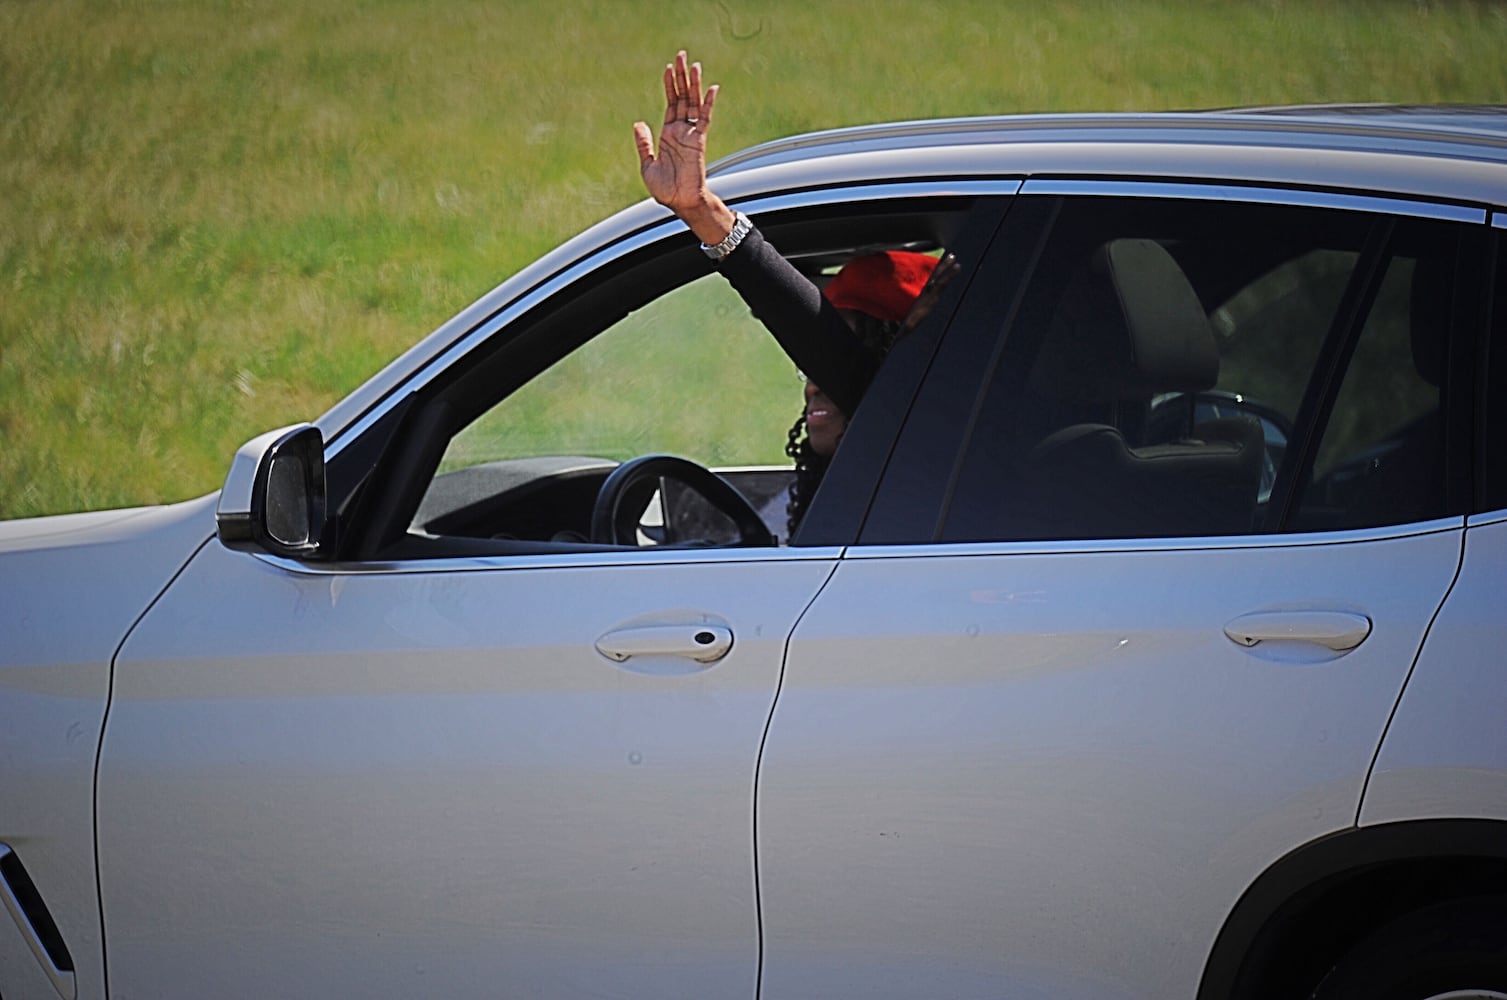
[{"xmin": 217, "ymin": 425, "xmax": 329, "ymax": 559}]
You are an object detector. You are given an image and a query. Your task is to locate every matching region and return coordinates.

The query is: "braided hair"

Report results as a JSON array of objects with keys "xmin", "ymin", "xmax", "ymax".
[
  {"xmin": 783, "ymin": 412, "xmax": 829, "ymax": 540},
  {"xmin": 784, "ymin": 312, "xmax": 904, "ymax": 541}
]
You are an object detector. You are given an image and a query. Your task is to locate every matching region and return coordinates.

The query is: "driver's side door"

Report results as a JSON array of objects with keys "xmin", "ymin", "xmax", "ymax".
[
  {"xmin": 95, "ymin": 271, "xmax": 835, "ymax": 999},
  {"xmin": 99, "ymin": 541, "xmax": 835, "ymax": 998}
]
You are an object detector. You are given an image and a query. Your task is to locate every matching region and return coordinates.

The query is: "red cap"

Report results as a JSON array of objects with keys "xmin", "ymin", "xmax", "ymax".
[{"xmin": 822, "ymin": 251, "xmax": 939, "ymax": 323}]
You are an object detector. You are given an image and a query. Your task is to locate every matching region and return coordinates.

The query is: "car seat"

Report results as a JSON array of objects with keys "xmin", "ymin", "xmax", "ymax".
[{"xmin": 999, "ymin": 238, "xmax": 1265, "ymax": 540}]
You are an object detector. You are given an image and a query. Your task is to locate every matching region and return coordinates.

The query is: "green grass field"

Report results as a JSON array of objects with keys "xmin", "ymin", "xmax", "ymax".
[{"xmin": 3, "ymin": 0, "xmax": 1504, "ymax": 517}]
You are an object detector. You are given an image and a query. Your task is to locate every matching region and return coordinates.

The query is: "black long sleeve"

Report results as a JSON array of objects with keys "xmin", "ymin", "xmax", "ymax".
[{"xmin": 717, "ymin": 226, "xmax": 882, "ymax": 418}]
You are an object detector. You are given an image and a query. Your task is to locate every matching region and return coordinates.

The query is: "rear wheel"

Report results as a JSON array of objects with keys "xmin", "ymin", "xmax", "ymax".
[{"xmin": 1309, "ymin": 896, "xmax": 1507, "ymax": 1000}]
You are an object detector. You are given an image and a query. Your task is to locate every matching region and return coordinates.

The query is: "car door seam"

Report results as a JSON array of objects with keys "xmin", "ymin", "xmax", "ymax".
[
  {"xmin": 753, "ymin": 553, "xmax": 844, "ymax": 999},
  {"xmin": 92, "ymin": 532, "xmax": 214, "ymax": 1000},
  {"xmin": 1354, "ymin": 526, "xmax": 1467, "ymax": 824}
]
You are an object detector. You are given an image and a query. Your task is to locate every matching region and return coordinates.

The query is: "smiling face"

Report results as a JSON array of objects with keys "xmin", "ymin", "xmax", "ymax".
[
  {"xmin": 800, "ymin": 306, "xmax": 871, "ymax": 458},
  {"xmin": 803, "ymin": 380, "xmax": 848, "ymax": 457}
]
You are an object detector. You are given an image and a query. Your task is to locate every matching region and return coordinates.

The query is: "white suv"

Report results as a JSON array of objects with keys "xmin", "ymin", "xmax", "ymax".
[{"xmin": 3, "ymin": 107, "xmax": 1506, "ymax": 1000}]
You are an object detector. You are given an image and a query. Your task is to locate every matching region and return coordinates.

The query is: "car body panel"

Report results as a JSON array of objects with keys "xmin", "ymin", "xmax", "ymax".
[
  {"xmin": 97, "ymin": 540, "xmax": 837, "ymax": 999},
  {"xmin": 759, "ymin": 526, "xmax": 1462, "ymax": 998},
  {"xmin": 0, "ymin": 493, "xmax": 216, "ymax": 1000},
  {"xmin": 1360, "ymin": 512, "xmax": 1507, "ymax": 826}
]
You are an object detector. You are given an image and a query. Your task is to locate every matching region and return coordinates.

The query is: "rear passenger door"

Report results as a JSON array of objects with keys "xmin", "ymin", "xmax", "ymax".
[
  {"xmin": 758, "ymin": 187, "xmax": 1487, "ymax": 999},
  {"xmin": 1361, "ymin": 210, "xmax": 1505, "ymax": 827}
]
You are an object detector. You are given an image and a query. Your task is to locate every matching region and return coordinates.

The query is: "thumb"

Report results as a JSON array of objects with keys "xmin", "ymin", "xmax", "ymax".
[{"xmin": 632, "ymin": 121, "xmax": 655, "ymax": 169}]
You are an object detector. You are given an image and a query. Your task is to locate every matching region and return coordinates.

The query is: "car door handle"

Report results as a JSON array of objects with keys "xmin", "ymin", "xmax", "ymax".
[
  {"xmin": 1223, "ymin": 611, "xmax": 1372, "ymax": 651},
  {"xmin": 595, "ymin": 624, "xmax": 734, "ymax": 664}
]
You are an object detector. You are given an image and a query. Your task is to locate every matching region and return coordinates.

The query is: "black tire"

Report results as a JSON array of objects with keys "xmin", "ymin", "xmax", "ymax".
[{"xmin": 1309, "ymin": 895, "xmax": 1507, "ymax": 1000}]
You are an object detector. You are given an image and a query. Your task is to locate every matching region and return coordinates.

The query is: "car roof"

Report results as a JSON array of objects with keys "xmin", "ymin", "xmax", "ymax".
[{"xmin": 707, "ymin": 105, "xmax": 1507, "ymax": 178}]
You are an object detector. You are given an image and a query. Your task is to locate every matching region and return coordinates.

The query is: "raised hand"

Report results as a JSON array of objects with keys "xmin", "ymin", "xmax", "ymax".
[{"xmin": 633, "ymin": 51, "xmax": 735, "ymax": 244}]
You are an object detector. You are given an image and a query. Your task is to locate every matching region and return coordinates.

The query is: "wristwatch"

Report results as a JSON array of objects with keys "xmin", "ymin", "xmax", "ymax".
[{"xmin": 701, "ymin": 211, "xmax": 753, "ymax": 262}]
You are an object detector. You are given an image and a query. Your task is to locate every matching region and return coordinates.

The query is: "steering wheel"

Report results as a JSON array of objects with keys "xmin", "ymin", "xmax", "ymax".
[{"xmin": 590, "ymin": 455, "xmax": 775, "ymax": 547}]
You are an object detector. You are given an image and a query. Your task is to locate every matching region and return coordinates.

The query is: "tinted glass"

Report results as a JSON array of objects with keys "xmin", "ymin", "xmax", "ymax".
[
  {"xmin": 941, "ymin": 195, "xmax": 1460, "ymax": 543},
  {"xmin": 1288, "ymin": 225, "xmax": 1457, "ymax": 531},
  {"xmin": 1486, "ymin": 227, "xmax": 1507, "ymax": 513}
]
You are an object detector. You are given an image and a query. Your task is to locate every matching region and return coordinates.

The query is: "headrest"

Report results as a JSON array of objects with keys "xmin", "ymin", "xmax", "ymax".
[{"xmin": 1032, "ymin": 239, "xmax": 1219, "ymax": 402}]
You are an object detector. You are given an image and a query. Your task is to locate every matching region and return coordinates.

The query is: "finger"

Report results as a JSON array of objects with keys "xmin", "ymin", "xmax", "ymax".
[
  {"xmin": 662, "ymin": 62, "xmax": 675, "ymax": 108},
  {"xmin": 689, "ymin": 60, "xmax": 703, "ymax": 109},
  {"xmin": 670, "ymin": 52, "xmax": 692, "ymax": 123},
  {"xmin": 701, "ymin": 83, "xmax": 719, "ymax": 129},
  {"xmin": 633, "ymin": 121, "xmax": 655, "ymax": 168}
]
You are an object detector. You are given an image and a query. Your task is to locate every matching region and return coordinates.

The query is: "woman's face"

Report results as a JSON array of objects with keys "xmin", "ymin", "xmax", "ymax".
[
  {"xmin": 803, "ymin": 306, "xmax": 869, "ymax": 458},
  {"xmin": 804, "ymin": 380, "xmax": 847, "ymax": 457}
]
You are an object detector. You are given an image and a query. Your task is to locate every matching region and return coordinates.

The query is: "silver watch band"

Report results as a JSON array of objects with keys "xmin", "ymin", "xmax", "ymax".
[{"xmin": 701, "ymin": 211, "xmax": 753, "ymax": 262}]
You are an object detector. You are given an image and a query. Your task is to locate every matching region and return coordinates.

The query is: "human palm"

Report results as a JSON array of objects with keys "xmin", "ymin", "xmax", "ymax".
[{"xmin": 634, "ymin": 51, "xmax": 719, "ymax": 213}]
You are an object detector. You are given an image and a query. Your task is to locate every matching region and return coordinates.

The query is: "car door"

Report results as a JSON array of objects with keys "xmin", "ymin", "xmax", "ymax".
[
  {"xmin": 101, "ymin": 541, "xmax": 833, "ymax": 999},
  {"xmin": 93, "ymin": 188, "xmax": 1004, "ymax": 999},
  {"xmin": 757, "ymin": 186, "xmax": 1486, "ymax": 998},
  {"xmin": 1360, "ymin": 211, "xmax": 1506, "ymax": 829},
  {"xmin": 93, "ymin": 255, "xmax": 846, "ymax": 999}
]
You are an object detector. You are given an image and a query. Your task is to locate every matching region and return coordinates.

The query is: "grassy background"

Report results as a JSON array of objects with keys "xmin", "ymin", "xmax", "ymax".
[{"xmin": 2, "ymin": 0, "xmax": 1504, "ymax": 517}]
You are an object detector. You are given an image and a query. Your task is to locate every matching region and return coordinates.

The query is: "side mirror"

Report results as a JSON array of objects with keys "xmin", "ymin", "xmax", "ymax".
[{"xmin": 216, "ymin": 424, "xmax": 328, "ymax": 558}]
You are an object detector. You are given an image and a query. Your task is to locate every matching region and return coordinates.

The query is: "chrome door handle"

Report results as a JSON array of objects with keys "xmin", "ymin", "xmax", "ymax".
[
  {"xmin": 595, "ymin": 624, "xmax": 734, "ymax": 664},
  {"xmin": 1223, "ymin": 611, "xmax": 1372, "ymax": 651}
]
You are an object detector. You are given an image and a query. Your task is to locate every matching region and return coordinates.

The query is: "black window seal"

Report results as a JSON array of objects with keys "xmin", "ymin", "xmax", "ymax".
[
  {"xmin": 931, "ymin": 198, "xmax": 1061, "ymax": 542},
  {"xmin": 804, "ymin": 195, "xmax": 1018, "ymax": 546},
  {"xmin": 1476, "ymin": 226, "xmax": 1504, "ymax": 514}
]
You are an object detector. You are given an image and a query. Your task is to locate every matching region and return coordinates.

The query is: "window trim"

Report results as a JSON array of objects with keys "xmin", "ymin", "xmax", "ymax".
[
  {"xmin": 844, "ymin": 516, "xmax": 1464, "ymax": 560},
  {"xmin": 251, "ymin": 544, "xmax": 846, "ymax": 577},
  {"xmin": 1021, "ymin": 179, "xmax": 1488, "ymax": 225}
]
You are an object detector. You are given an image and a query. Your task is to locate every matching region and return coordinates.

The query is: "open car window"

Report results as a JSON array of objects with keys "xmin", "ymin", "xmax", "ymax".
[
  {"xmin": 333, "ymin": 194, "xmax": 993, "ymax": 560},
  {"xmin": 417, "ymin": 272, "xmax": 802, "ymax": 546}
]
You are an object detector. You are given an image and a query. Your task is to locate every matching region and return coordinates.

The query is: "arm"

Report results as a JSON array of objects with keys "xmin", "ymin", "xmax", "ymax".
[
  {"xmin": 718, "ymin": 228, "xmax": 881, "ymax": 418},
  {"xmin": 634, "ymin": 52, "xmax": 875, "ymax": 415}
]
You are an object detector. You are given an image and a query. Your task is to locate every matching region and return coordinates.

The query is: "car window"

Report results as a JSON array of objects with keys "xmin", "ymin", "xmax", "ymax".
[
  {"xmin": 417, "ymin": 272, "xmax": 803, "ymax": 546},
  {"xmin": 938, "ymin": 195, "xmax": 1464, "ymax": 543},
  {"xmin": 355, "ymin": 196, "xmax": 991, "ymax": 558},
  {"xmin": 1485, "ymin": 224, "xmax": 1507, "ymax": 514},
  {"xmin": 437, "ymin": 274, "xmax": 798, "ymax": 474},
  {"xmin": 1288, "ymin": 232, "xmax": 1456, "ymax": 532}
]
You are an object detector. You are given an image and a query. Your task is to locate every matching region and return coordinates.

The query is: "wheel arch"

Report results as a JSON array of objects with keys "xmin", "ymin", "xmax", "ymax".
[{"xmin": 1198, "ymin": 819, "xmax": 1507, "ymax": 1000}]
